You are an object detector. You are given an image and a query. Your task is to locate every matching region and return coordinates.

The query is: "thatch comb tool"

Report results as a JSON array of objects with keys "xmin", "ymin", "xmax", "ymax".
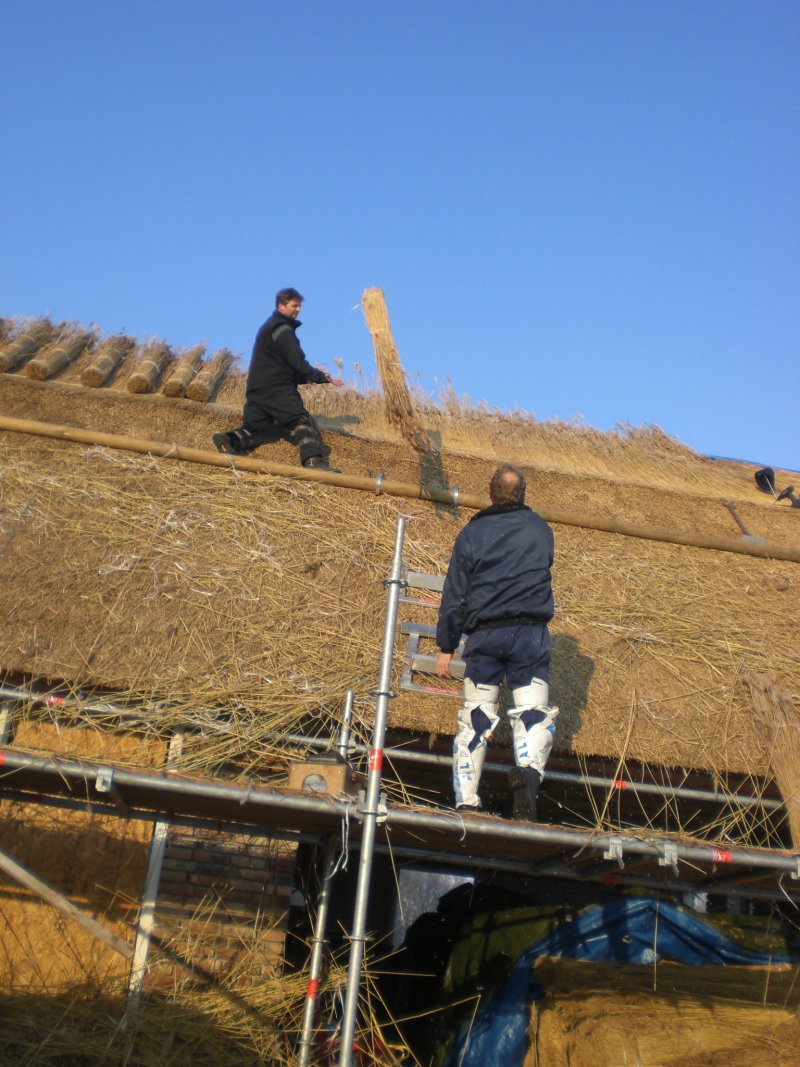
[{"xmin": 724, "ymin": 502, "xmax": 767, "ymax": 545}]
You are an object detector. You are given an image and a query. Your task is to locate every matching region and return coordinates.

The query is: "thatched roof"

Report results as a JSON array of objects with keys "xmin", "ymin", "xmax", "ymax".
[{"xmin": 1, "ymin": 316, "xmax": 798, "ymax": 787}]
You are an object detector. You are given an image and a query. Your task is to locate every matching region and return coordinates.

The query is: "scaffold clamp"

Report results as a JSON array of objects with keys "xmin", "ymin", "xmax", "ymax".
[
  {"xmin": 603, "ymin": 839, "xmax": 625, "ymax": 868},
  {"xmin": 356, "ymin": 790, "xmax": 388, "ymax": 825},
  {"xmin": 659, "ymin": 842, "xmax": 679, "ymax": 874}
]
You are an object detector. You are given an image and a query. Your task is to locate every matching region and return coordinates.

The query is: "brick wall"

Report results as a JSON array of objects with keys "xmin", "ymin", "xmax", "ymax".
[{"xmin": 145, "ymin": 826, "xmax": 296, "ymax": 988}]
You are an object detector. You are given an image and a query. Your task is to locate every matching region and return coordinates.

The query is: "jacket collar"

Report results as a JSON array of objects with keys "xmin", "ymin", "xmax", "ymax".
[{"xmin": 470, "ymin": 502, "xmax": 530, "ymax": 522}]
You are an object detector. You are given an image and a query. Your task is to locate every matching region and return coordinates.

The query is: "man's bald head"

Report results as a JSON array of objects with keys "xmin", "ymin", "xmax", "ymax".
[{"xmin": 489, "ymin": 463, "xmax": 526, "ymax": 506}]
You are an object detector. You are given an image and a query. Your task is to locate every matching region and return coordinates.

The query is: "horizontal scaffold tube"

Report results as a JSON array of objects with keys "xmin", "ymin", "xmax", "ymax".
[
  {"xmin": 0, "ymin": 748, "xmax": 797, "ymax": 878},
  {"xmin": 0, "ymin": 413, "xmax": 797, "ymax": 563}
]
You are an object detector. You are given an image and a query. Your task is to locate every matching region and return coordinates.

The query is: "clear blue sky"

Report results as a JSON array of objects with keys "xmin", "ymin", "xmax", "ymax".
[{"xmin": 3, "ymin": 1, "xmax": 798, "ymax": 469}]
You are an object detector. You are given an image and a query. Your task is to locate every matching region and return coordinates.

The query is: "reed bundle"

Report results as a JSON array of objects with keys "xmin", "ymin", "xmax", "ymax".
[
  {"xmin": 25, "ymin": 330, "xmax": 95, "ymax": 381},
  {"xmin": 362, "ymin": 288, "xmax": 431, "ymax": 453},
  {"xmin": 127, "ymin": 342, "xmax": 172, "ymax": 394},
  {"xmin": 81, "ymin": 335, "xmax": 136, "ymax": 388},
  {"xmin": 186, "ymin": 349, "xmax": 236, "ymax": 403},
  {"xmin": 163, "ymin": 344, "xmax": 206, "ymax": 397},
  {"xmin": 0, "ymin": 319, "xmax": 59, "ymax": 372}
]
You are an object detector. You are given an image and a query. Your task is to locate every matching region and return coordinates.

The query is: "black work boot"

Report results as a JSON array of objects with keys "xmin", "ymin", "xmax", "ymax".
[
  {"xmin": 509, "ymin": 767, "xmax": 542, "ymax": 822},
  {"xmin": 302, "ymin": 456, "xmax": 341, "ymax": 473},
  {"xmin": 213, "ymin": 431, "xmax": 250, "ymax": 456}
]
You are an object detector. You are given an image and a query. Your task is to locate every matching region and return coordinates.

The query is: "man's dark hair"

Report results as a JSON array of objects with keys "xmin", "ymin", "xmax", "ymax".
[
  {"xmin": 275, "ymin": 287, "xmax": 304, "ymax": 308},
  {"xmin": 489, "ymin": 463, "xmax": 526, "ymax": 505}
]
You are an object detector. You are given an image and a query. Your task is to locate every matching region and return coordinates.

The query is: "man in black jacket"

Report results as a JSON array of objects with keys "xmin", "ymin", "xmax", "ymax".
[
  {"xmin": 213, "ymin": 288, "xmax": 343, "ymax": 470},
  {"xmin": 436, "ymin": 463, "xmax": 558, "ymax": 818}
]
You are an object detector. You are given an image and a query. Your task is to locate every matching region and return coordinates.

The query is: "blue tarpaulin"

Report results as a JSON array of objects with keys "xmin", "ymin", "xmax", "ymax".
[{"xmin": 445, "ymin": 896, "xmax": 796, "ymax": 1067}]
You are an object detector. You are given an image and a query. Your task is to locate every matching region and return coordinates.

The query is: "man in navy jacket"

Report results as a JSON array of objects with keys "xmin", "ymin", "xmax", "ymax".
[
  {"xmin": 436, "ymin": 463, "xmax": 558, "ymax": 818},
  {"xmin": 213, "ymin": 288, "xmax": 342, "ymax": 470}
]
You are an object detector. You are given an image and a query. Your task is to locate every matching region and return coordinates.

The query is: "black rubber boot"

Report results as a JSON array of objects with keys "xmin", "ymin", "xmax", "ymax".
[
  {"xmin": 509, "ymin": 767, "xmax": 542, "ymax": 822},
  {"xmin": 302, "ymin": 456, "xmax": 341, "ymax": 473},
  {"xmin": 213, "ymin": 430, "xmax": 253, "ymax": 456}
]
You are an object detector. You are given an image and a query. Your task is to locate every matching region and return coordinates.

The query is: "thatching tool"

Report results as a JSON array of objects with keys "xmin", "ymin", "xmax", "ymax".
[
  {"xmin": 724, "ymin": 502, "xmax": 767, "ymax": 545},
  {"xmin": 776, "ymin": 485, "xmax": 800, "ymax": 508}
]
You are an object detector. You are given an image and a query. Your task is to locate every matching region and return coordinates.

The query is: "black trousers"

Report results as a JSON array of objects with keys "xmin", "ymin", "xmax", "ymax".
[{"xmin": 233, "ymin": 396, "xmax": 323, "ymax": 464}]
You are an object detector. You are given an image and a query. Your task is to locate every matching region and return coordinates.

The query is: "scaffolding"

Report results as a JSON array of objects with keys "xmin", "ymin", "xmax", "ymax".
[{"xmin": 1, "ymin": 515, "xmax": 799, "ymax": 1065}]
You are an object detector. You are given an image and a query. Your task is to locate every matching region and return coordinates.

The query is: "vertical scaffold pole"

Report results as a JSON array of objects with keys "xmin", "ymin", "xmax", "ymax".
[
  {"xmin": 338, "ymin": 518, "xmax": 406, "ymax": 1067},
  {"xmin": 297, "ymin": 690, "xmax": 356, "ymax": 1067},
  {"xmin": 125, "ymin": 727, "xmax": 185, "ymax": 1027}
]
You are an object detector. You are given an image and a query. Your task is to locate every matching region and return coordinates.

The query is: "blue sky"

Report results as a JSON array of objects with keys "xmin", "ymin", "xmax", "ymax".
[{"xmin": 3, "ymin": 1, "xmax": 798, "ymax": 469}]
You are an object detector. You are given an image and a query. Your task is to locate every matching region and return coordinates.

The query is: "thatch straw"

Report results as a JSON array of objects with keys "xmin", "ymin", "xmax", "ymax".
[
  {"xmin": 80, "ymin": 335, "xmax": 136, "ymax": 388},
  {"xmin": 127, "ymin": 342, "xmax": 172, "ymax": 394},
  {"xmin": 163, "ymin": 344, "xmax": 206, "ymax": 398},
  {"xmin": 25, "ymin": 329, "xmax": 95, "ymax": 380},
  {"xmin": 526, "ymin": 956, "xmax": 800, "ymax": 1067},
  {"xmin": 0, "ymin": 319, "xmax": 59, "ymax": 373},
  {"xmin": 745, "ymin": 672, "xmax": 800, "ymax": 847},
  {"xmin": 362, "ymin": 288, "xmax": 431, "ymax": 453},
  {"xmin": 186, "ymin": 348, "xmax": 236, "ymax": 403}
]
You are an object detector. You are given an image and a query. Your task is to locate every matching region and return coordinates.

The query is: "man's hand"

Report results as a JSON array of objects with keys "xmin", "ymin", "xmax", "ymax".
[
  {"xmin": 328, "ymin": 377, "xmax": 344, "ymax": 387},
  {"xmin": 436, "ymin": 652, "xmax": 453, "ymax": 678}
]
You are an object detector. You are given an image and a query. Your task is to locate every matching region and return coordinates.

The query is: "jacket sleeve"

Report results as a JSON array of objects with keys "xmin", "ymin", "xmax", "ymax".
[
  {"xmin": 274, "ymin": 327, "xmax": 330, "ymax": 385},
  {"xmin": 436, "ymin": 534, "xmax": 472, "ymax": 653}
]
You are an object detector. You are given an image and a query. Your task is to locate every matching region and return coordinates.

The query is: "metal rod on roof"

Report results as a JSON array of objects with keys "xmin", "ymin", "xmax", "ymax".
[
  {"xmin": 298, "ymin": 692, "xmax": 356, "ymax": 1067},
  {"xmin": 0, "ymin": 414, "xmax": 797, "ymax": 562},
  {"xmin": 338, "ymin": 519, "xmax": 407, "ymax": 1067}
]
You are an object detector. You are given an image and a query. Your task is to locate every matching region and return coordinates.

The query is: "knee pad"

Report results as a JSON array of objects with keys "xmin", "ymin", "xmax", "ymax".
[
  {"xmin": 455, "ymin": 705, "xmax": 499, "ymax": 753},
  {"xmin": 508, "ymin": 704, "xmax": 559, "ymax": 776},
  {"xmin": 463, "ymin": 678, "xmax": 499, "ymax": 711},
  {"xmin": 454, "ymin": 702, "xmax": 498, "ymax": 808},
  {"xmin": 511, "ymin": 677, "xmax": 549, "ymax": 710}
]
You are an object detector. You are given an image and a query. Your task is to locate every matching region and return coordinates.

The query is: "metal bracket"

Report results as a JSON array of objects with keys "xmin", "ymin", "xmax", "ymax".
[
  {"xmin": 356, "ymin": 790, "xmax": 388, "ymax": 825},
  {"xmin": 659, "ymin": 842, "xmax": 679, "ymax": 874},
  {"xmin": 792, "ymin": 857, "xmax": 800, "ymax": 881},
  {"xmin": 95, "ymin": 767, "xmax": 129, "ymax": 814},
  {"xmin": 451, "ymin": 483, "xmax": 460, "ymax": 507},
  {"xmin": 603, "ymin": 839, "xmax": 625, "ymax": 868}
]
